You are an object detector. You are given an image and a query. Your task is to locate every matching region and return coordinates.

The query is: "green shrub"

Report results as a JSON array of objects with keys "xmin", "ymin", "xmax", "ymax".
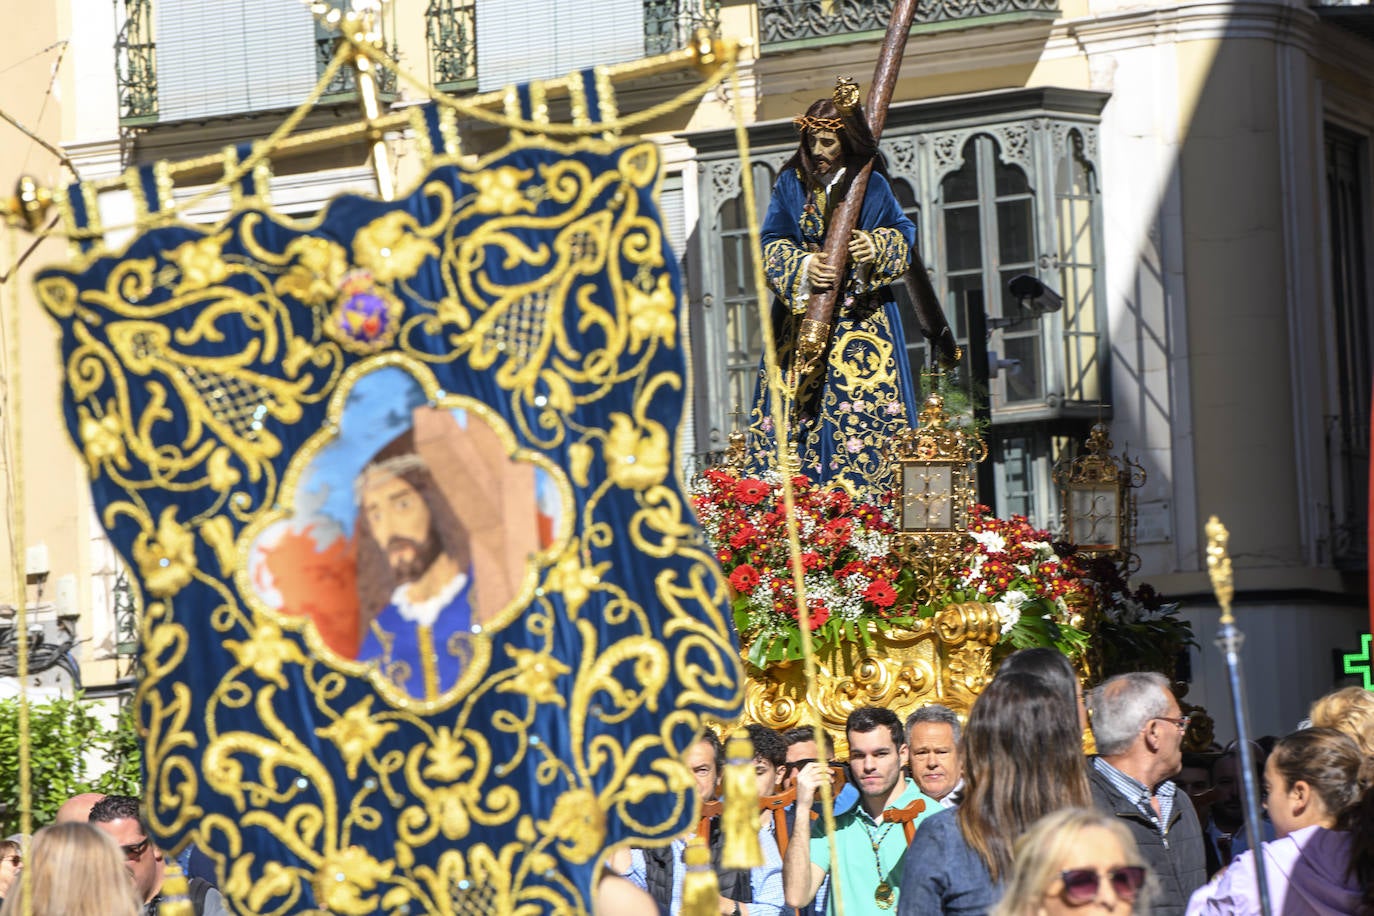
[{"xmin": 0, "ymin": 693, "xmax": 140, "ymax": 834}]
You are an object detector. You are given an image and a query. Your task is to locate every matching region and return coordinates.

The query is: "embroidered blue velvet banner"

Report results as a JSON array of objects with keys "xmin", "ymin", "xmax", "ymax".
[{"xmin": 35, "ymin": 104, "xmax": 741, "ymax": 914}]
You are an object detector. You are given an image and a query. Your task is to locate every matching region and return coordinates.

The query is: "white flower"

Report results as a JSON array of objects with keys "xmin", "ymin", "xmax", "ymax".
[
  {"xmin": 1001, "ymin": 589, "xmax": 1031, "ymax": 612},
  {"xmin": 970, "ymin": 530, "xmax": 1006, "ymax": 553},
  {"xmin": 993, "ymin": 600, "xmax": 1021, "ymax": 634}
]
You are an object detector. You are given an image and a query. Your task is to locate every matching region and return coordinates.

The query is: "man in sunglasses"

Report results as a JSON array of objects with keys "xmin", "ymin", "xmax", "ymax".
[
  {"xmin": 781, "ymin": 726, "xmax": 858, "ymax": 813},
  {"xmin": 1086, "ymin": 673, "xmax": 1206, "ymax": 916},
  {"xmin": 89, "ymin": 795, "xmax": 228, "ymax": 916}
]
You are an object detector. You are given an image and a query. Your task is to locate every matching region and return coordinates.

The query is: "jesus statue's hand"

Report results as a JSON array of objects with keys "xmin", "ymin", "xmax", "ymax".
[
  {"xmin": 807, "ymin": 251, "xmax": 837, "ymax": 289},
  {"xmin": 847, "ymin": 229, "xmax": 876, "ymax": 264}
]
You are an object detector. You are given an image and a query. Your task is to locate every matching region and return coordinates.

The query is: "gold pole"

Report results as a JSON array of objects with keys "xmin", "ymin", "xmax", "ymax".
[{"xmin": 325, "ymin": 2, "xmax": 395, "ymax": 201}]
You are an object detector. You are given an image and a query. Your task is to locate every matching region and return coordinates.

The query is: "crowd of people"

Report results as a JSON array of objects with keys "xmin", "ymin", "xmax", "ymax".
[
  {"xmin": 601, "ymin": 657, "xmax": 1374, "ymax": 916},
  {"xmin": 0, "ymin": 791, "xmax": 224, "ymax": 916},
  {"xmin": 0, "ymin": 660, "xmax": 1368, "ymax": 916}
]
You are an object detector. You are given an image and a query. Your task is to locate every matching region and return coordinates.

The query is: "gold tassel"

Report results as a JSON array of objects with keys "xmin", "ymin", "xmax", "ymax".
[
  {"xmin": 680, "ymin": 836, "xmax": 721, "ymax": 916},
  {"xmin": 157, "ymin": 861, "xmax": 194, "ymax": 916},
  {"xmin": 719, "ymin": 728, "xmax": 763, "ymax": 869}
]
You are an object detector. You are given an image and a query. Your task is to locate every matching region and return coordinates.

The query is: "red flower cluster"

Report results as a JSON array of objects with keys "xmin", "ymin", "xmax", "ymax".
[
  {"xmin": 690, "ymin": 470, "xmax": 907, "ymax": 641},
  {"xmin": 959, "ymin": 505, "xmax": 1089, "ymax": 604}
]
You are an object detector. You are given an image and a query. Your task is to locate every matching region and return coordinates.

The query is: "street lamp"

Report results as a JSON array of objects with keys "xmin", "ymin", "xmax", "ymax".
[
  {"xmin": 891, "ymin": 393, "xmax": 987, "ymax": 603},
  {"xmin": 1052, "ymin": 422, "xmax": 1146, "ymax": 571}
]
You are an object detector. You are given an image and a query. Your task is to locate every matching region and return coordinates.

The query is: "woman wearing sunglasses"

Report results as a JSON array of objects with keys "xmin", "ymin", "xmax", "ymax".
[
  {"xmin": 1185, "ymin": 727, "xmax": 1371, "ymax": 915},
  {"xmin": 990, "ymin": 808, "xmax": 1151, "ymax": 916}
]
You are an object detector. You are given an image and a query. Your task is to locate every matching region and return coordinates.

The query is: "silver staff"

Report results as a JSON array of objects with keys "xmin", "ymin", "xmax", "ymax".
[{"xmin": 1204, "ymin": 517, "xmax": 1271, "ymax": 916}]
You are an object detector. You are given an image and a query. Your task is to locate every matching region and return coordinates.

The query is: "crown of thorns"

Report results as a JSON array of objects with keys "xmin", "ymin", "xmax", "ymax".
[{"xmin": 793, "ymin": 116, "xmax": 845, "ymax": 132}]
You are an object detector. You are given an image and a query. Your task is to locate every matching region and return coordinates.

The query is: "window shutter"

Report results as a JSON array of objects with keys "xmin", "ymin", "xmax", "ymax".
[
  {"xmin": 476, "ymin": 0, "xmax": 645, "ymax": 92},
  {"xmin": 155, "ymin": 0, "xmax": 318, "ymax": 121},
  {"xmin": 659, "ymin": 174, "xmax": 686, "ymax": 261}
]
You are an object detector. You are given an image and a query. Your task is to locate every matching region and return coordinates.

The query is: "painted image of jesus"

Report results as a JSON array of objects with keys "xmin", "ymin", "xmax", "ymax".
[
  {"xmin": 354, "ymin": 431, "xmax": 477, "ymax": 702},
  {"xmin": 351, "ymin": 402, "xmax": 547, "ymax": 703},
  {"xmin": 248, "ymin": 367, "xmax": 562, "ymax": 706}
]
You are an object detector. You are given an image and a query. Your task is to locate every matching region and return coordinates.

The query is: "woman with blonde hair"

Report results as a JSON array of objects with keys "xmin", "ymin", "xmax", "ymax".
[
  {"xmin": 1308, "ymin": 686, "xmax": 1374, "ymax": 759},
  {"xmin": 991, "ymin": 807, "xmax": 1151, "ymax": 916},
  {"xmin": 0, "ymin": 822, "xmax": 141, "ymax": 916}
]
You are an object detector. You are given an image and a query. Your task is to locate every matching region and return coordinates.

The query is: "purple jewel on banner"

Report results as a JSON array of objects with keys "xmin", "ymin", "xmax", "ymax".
[{"xmin": 327, "ymin": 270, "xmax": 402, "ymax": 353}]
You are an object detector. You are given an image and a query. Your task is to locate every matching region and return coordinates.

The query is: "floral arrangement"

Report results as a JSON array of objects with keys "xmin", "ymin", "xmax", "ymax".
[
  {"xmin": 1077, "ymin": 555, "xmax": 1195, "ymax": 679},
  {"xmin": 690, "ymin": 468, "xmax": 1092, "ymax": 666}
]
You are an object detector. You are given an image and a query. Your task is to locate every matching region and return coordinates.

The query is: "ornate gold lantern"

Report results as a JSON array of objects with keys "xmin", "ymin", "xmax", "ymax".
[
  {"xmin": 1053, "ymin": 422, "xmax": 1145, "ymax": 570},
  {"xmin": 891, "ymin": 393, "xmax": 986, "ymax": 603}
]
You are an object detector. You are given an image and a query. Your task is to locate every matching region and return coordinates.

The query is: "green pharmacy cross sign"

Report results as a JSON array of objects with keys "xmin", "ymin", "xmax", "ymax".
[{"xmin": 1343, "ymin": 633, "xmax": 1374, "ymax": 690}]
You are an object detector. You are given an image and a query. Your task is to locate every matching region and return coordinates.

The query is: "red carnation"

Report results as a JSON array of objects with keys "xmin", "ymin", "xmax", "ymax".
[
  {"xmin": 806, "ymin": 603, "xmax": 831, "ymax": 630},
  {"xmin": 729, "ymin": 564, "xmax": 761, "ymax": 592},
  {"xmin": 736, "ymin": 478, "xmax": 770, "ymax": 505},
  {"xmin": 864, "ymin": 580, "xmax": 897, "ymax": 608},
  {"xmin": 729, "ymin": 525, "xmax": 760, "ymax": 549}
]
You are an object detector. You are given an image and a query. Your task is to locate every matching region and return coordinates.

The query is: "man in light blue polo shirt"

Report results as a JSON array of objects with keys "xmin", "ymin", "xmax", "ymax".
[{"xmin": 782, "ymin": 707, "xmax": 937, "ymax": 914}]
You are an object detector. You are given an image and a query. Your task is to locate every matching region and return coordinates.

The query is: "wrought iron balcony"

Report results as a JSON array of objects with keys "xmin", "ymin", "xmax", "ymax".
[
  {"xmin": 645, "ymin": 0, "xmax": 721, "ymax": 56},
  {"xmin": 759, "ymin": 0, "xmax": 1058, "ymax": 48},
  {"xmin": 425, "ymin": 0, "xmax": 721, "ymax": 92},
  {"xmin": 115, "ymin": 0, "xmax": 157, "ymax": 124}
]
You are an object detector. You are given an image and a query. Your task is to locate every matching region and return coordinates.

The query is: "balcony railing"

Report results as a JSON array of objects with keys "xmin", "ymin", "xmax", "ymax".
[
  {"xmin": 115, "ymin": 0, "xmax": 157, "ymax": 124},
  {"xmin": 758, "ymin": 0, "xmax": 1058, "ymax": 47},
  {"xmin": 426, "ymin": 0, "xmax": 477, "ymax": 89},
  {"xmin": 425, "ymin": 0, "xmax": 721, "ymax": 92},
  {"xmin": 645, "ymin": 0, "xmax": 722, "ymax": 56}
]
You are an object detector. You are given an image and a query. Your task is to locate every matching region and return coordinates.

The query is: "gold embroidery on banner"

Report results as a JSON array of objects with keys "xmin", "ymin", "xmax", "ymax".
[
  {"xmin": 154, "ymin": 160, "xmax": 175, "ymax": 216},
  {"xmin": 48, "ymin": 137, "xmax": 742, "ymax": 914}
]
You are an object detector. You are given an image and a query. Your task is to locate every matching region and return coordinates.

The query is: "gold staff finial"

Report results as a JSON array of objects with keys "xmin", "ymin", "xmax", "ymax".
[{"xmin": 1205, "ymin": 515, "xmax": 1234, "ymax": 624}]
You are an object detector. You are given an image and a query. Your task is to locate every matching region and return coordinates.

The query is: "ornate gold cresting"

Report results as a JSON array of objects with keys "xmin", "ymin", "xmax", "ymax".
[
  {"xmin": 741, "ymin": 603, "xmax": 1004, "ymax": 755},
  {"xmin": 1053, "ymin": 422, "xmax": 1145, "ymax": 572},
  {"xmin": 890, "ymin": 393, "xmax": 987, "ymax": 604}
]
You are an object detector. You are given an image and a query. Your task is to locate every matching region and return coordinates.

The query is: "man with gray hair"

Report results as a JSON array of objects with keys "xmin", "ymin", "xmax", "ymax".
[
  {"xmin": 1086, "ymin": 672, "xmax": 1205, "ymax": 916},
  {"xmin": 903, "ymin": 705, "xmax": 963, "ymax": 807}
]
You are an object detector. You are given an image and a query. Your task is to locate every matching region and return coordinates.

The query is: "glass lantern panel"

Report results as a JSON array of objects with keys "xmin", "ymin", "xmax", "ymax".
[
  {"xmin": 1068, "ymin": 485, "xmax": 1120, "ymax": 550},
  {"xmin": 902, "ymin": 463, "xmax": 955, "ymax": 531}
]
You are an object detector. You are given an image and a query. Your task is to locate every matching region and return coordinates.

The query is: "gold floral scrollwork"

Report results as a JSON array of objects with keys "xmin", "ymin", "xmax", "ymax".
[
  {"xmin": 625, "ymin": 274, "xmax": 676, "ymax": 352},
  {"xmin": 541, "ymin": 789, "xmax": 605, "ymax": 864},
  {"xmin": 353, "ymin": 212, "xmax": 441, "ymax": 284},
  {"xmin": 469, "ymin": 166, "xmax": 536, "ymax": 215},
  {"xmin": 134, "ymin": 506, "xmax": 198, "ymax": 598},
  {"xmin": 544, "ymin": 544, "xmax": 610, "ymax": 618},
  {"xmin": 274, "ymin": 236, "xmax": 348, "ymax": 307},
  {"xmin": 199, "ymin": 516, "xmax": 237, "ymax": 575},
  {"xmin": 313, "ymin": 846, "xmax": 394, "ymax": 916},
  {"xmin": 169, "ymin": 231, "xmax": 232, "ymax": 294},
  {"xmin": 422, "ymin": 727, "xmax": 473, "ymax": 783},
  {"xmin": 315, "ymin": 697, "xmax": 398, "ymax": 779},
  {"xmin": 77, "ymin": 403, "xmax": 128, "ymax": 473},
  {"xmin": 35, "ymin": 275, "xmax": 79, "ymax": 319},
  {"xmin": 224, "ymin": 620, "xmax": 307, "ymax": 688},
  {"xmin": 604, "ymin": 413, "xmax": 669, "ymax": 491},
  {"xmin": 498, "ymin": 647, "xmax": 572, "ymax": 706}
]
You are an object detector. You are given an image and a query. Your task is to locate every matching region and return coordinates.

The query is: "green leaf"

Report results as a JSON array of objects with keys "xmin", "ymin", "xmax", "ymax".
[{"xmin": 747, "ymin": 633, "xmax": 772, "ymax": 668}]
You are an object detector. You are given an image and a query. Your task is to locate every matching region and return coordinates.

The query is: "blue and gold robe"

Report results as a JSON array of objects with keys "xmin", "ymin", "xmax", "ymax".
[{"xmin": 748, "ymin": 167, "xmax": 921, "ymax": 501}]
